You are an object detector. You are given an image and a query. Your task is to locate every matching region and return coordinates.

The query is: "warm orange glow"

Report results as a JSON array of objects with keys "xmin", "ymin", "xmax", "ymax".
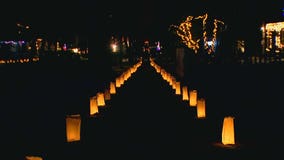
[
  {"xmin": 115, "ymin": 77, "xmax": 122, "ymax": 88},
  {"xmin": 171, "ymin": 13, "xmax": 224, "ymax": 54},
  {"xmin": 72, "ymin": 48, "xmax": 79, "ymax": 53},
  {"xmin": 110, "ymin": 82, "xmax": 116, "ymax": 94},
  {"xmin": 189, "ymin": 90, "xmax": 198, "ymax": 107},
  {"xmin": 171, "ymin": 77, "xmax": 176, "ymax": 90},
  {"xmin": 263, "ymin": 21, "xmax": 284, "ymax": 52},
  {"xmin": 182, "ymin": 86, "xmax": 189, "ymax": 101},
  {"xmin": 96, "ymin": 92, "xmax": 105, "ymax": 107},
  {"xmin": 170, "ymin": 16, "xmax": 200, "ymax": 53},
  {"xmin": 36, "ymin": 38, "xmax": 43, "ymax": 42},
  {"xmin": 90, "ymin": 96, "xmax": 99, "ymax": 115},
  {"xmin": 104, "ymin": 88, "xmax": 111, "ymax": 100},
  {"xmin": 111, "ymin": 44, "xmax": 118, "ymax": 52},
  {"xmin": 171, "ymin": 78, "xmax": 175, "ymax": 89},
  {"xmin": 25, "ymin": 156, "xmax": 43, "ymax": 160},
  {"xmin": 197, "ymin": 98, "xmax": 206, "ymax": 118},
  {"xmin": 175, "ymin": 81, "xmax": 181, "ymax": 95},
  {"xmin": 222, "ymin": 116, "xmax": 235, "ymax": 145},
  {"xmin": 66, "ymin": 114, "xmax": 81, "ymax": 142}
]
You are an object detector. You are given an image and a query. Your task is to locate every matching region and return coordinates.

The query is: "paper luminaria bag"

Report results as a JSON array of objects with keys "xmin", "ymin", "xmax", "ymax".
[
  {"xmin": 66, "ymin": 114, "xmax": 81, "ymax": 142},
  {"xmin": 222, "ymin": 116, "xmax": 235, "ymax": 145}
]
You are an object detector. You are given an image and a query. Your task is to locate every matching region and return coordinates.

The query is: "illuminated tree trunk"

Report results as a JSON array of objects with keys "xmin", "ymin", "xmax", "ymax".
[{"xmin": 176, "ymin": 47, "xmax": 185, "ymax": 78}]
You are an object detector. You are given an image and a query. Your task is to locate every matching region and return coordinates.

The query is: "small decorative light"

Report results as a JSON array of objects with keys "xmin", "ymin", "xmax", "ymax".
[
  {"xmin": 189, "ymin": 89, "xmax": 197, "ymax": 107},
  {"xmin": 25, "ymin": 156, "xmax": 43, "ymax": 160},
  {"xmin": 104, "ymin": 88, "xmax": 111, "ymax": 101},
  {"xmin": 197, "ymin": 98, "xmax": 206, "ymax": 118},
  {"xmin": 182, "ymin": 86, "xmax": 189, "ymax": 101},
  {"xmin": 222, "ymin": 116, "xmax": 235, "ymax": 145},
  {"xmin": 66, "ymin": 114, "xmax": 81, "ymax": 142},
  {"xmin": 96, "ymin": 92, "xmax": 105, "ymax": 107},
  {"xmin": 175, "ymin": 81, "xmax": 181, "ymax": 95},
  {"xmin": 90, "ymin": 96, "xmax": 99, "ymax": 116},
  {"xmin": 110, "ymin": 82, "xmax": 116, "ymax": 94},
  {"xmin": 115, "ymin": 77, "xmax": 121, "ymax": 88}
]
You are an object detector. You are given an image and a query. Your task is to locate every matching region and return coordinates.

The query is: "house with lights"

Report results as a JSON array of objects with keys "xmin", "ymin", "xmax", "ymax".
[{"xmin": 261, "ymin": 21, "xmax": 284, "ymax": 54}]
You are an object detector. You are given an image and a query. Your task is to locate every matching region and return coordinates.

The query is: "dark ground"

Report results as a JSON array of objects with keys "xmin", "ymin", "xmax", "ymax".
[{"xmin": 1, "ymin": 59, "xmax": 284, "ymax": 159}]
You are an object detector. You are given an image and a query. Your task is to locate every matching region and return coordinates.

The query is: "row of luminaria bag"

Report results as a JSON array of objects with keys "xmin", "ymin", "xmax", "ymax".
[{"xmin": 150, "ymin": 58, "xmax": 235, "ymax": 145}]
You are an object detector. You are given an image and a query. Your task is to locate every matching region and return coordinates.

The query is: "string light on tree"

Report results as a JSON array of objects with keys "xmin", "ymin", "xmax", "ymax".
[{"xmin": 170, "ymin": 13, "xmax": 225, "ymax": 54}]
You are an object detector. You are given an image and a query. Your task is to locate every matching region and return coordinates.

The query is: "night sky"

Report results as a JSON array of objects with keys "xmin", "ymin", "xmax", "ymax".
[{"xmin": 2, "ymin": 0, "xmax": 283, "ymax": 40}]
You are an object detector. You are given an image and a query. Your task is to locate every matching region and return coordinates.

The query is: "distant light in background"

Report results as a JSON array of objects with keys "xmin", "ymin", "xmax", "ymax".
[
  {"xmin": 72, "ymin": 48, "xmax": 79, "ymax": 53},
  {"xmin": 25, "ymin": 156, "xmax": 43, "ymax": 160},
  {"xmin": 236, "ymin": 40, "xmax": 245, "ymax": 53},
  {"xmin": 170, "ymin": 13, "xmax": 224, "ymax": 54},
  {"xmin": 111, "ymin": 43, "xmax": 118, "ymax": 53},
  {"xmin": 281, "ymin": 28, "xmax": 284, "ymax": 45},
  {"xmin": 56, "ymin": 42, "xmax": 61, "ymax": 51},
  {"xmin": 207, "ymin": 41, "xmax": 213, "ymax": 46},
  {"xmin": 262, "ymin": 21, "xmax": 284, "ymax": 53},
  {"xmin": 170, "ymin": 16, "xmax": 199, "ymax": 53},
  {"xmin": 126, "ymin": 37, "xmax": 130, "ymax": 47},
  {"xmin": 260, "ymin": 26, "xmax": 264, "ymax": 31},
  {"xmin": 63, "ymin": 43, "xmax": 67, "ymax": 51},
  {"xmin": 156, "ymin": 41, "xmax": 161, "ymax": 51}
]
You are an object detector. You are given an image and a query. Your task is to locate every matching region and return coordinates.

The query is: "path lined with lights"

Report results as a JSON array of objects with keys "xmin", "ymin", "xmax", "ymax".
[
  {"xmin": 60, "ymin": 58, "xmax": 240, "ymax": 160},
  {"xmin": 85, "ymin": 59, "xmax": 213, "ymax": 159},
  {"xmin": 22, "ymin": 57, "xmax": 280, "ymax": 160}
]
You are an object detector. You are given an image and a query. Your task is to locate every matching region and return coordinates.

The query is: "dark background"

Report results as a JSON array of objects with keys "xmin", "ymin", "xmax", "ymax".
[
  {"xmin": 1, "ymin": 1, "xmax": 284, "ymax": 159},
  {"xmin": 2, "ymin": 0, "xmax": 283, "ymax": 40}
]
